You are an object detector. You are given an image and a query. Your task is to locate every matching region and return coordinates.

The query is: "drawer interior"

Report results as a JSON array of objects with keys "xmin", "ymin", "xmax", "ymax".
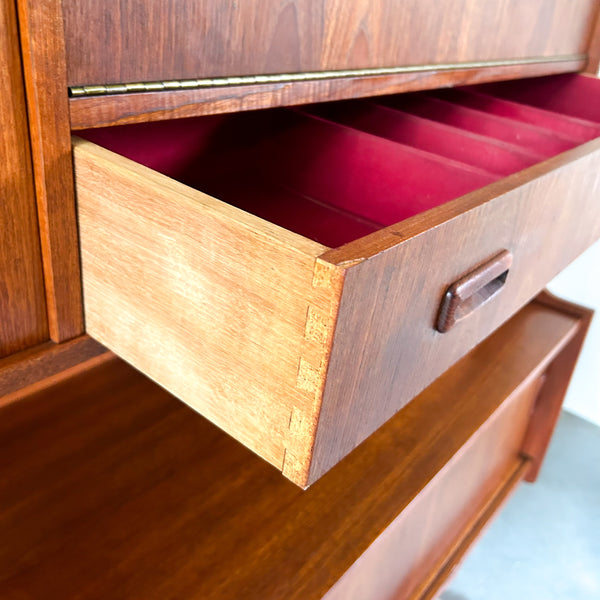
[{"xmin": 78, "ymin": 74, "xmax": 600, "ymax": 247}]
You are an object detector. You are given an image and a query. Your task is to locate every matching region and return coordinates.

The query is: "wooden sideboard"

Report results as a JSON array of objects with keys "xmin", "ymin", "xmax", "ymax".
[{"xmin": 1, "ymin": 1, "xmax": 599, "ymax": 597}]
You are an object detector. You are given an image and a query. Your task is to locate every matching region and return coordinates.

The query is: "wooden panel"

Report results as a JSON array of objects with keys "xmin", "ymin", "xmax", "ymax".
[
  {"xmin": 17, "ymin": 0, "xmax": 84, "ymax": 342},
  {"xmin": 521, "ymin": 291, "xmax": 594, "ymax": 481},
  {"xmin": 0, "ymin": 300, "xmax": 581, "ymax": 600},
  {"xmin": 586, "ymin": 4, "xmax": 600, "ymax": 74},
  {"xmin": 412, "ymin": 461, "xmax": 530, "ymax": 600},
  {"xmin": 324, "ymin": 375, "xmax": 541, "ymax": 600},
  {"xmin": 0, "ymin": 336, "xmax": 109, "ymax": 407},
  {"xmin": 69, "ymin": 59, "xmax": 586, "ymax": 130},
  {"xmin": 61, "ymin": 0, "xmax": 598, "ymax": 86},
  {"xmin": 0, "ymin": 0, "xmax": 48, "ymax": 357},
  {"xmin": 72, "ymin": 138, "xmax": 342, "ymax": 481},
  {"xmin": 311, "ymin": 139, "xmax": 600, "ymax": 483}
]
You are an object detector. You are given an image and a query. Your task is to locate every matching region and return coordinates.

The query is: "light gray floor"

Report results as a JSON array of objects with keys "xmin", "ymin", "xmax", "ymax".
[{"xmin": 441, "ymin": 411, "xmax": 600, "ymax": 600}]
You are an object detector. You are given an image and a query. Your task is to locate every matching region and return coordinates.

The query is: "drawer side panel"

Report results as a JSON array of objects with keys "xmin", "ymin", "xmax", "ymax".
[{"xmin": 73, "ymin": 139, "xmax": 340, "ymax": 475}]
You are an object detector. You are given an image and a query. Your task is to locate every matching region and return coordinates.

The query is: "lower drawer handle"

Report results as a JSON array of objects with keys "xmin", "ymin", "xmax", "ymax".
[{"xmin": 436, "ymin": 249, "xmax": 513, "ymax": 333}]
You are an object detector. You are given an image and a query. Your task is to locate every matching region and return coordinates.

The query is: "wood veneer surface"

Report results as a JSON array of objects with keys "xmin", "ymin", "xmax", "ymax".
[
  {"xmin": 0, "ymin": 301, "xmax": 579, "ymax": 600},
  {"xmin": 0, "ymin": 0, "xmax": 48, "ymax": 357},
  {"xmin": 0, "ymin": 336, "xmax": 109, "ymax": 406},
  {"xmin": 69, "ymin": 60, "xmax": 587, "ymax": 129},
  {"xmin": 520, "ymin": 291, "xmax": 595, "ymax": 482},
  {"xmin": 324, "ymin": 376, "xmax": 541, "ymax": 600},
  {"xmin": 73, "ymin": 136, "xmax": 340, "ymax": 481},
  {"xmin": 17, "ymin": 0, "xmax": 84, "ymax": 342},
  {"xmin": 61, "ymin": 0, "xmax": 597, "ymax": 86}
]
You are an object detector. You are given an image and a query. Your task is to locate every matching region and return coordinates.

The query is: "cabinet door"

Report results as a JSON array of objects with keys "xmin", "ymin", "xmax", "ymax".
[
  {"xmin": 0, "ymin": 0, "xmax": 48, "ymax": 357},
  {"xmin": 62, "ymin": 0, "xmax": 597, "ymax": 87}
]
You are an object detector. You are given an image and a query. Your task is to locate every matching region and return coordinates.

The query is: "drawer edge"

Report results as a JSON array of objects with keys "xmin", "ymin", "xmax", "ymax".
[
  {"xmin": 73, "ymin": 138, "xmax": 344, "ymax": 482},
  {"xmin": 309, "ymin": 140, "xmax": 600, "ymax": 482}
]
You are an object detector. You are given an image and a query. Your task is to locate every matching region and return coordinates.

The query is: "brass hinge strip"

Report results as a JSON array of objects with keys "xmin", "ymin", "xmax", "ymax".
[{"xmin": 69, "ymin": 54, "xmax": 586, "ymax": 98}]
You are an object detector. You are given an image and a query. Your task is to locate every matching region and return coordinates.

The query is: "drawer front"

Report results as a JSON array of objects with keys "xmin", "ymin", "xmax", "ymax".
[
  {"xmin": 62, "ymin": 0, "xmax": 597, "ymax": 87},
  {"xmin": 74, "ymin": 75, "xmax": 600, "ymax": 487},
  {"xmin": 312, "ymin": 136, "xmax": 600, "ymax": 482}
]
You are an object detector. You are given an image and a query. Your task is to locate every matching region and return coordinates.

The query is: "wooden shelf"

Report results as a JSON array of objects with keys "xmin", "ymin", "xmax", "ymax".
[{"xmin": 0, "ymin": 299, "xmax": 581, "ymax": 599}]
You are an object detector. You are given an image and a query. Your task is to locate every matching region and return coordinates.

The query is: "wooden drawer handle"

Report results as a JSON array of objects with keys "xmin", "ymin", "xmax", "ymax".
[{"xmin": 436, "ymin": 250, "xmax": 513, "ymax": 333}]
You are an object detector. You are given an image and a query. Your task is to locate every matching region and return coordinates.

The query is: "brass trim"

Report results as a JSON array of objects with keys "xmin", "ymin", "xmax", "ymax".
[{"xmin": 69, "ymin": 54, "xmax": 586, "ymax": 98}]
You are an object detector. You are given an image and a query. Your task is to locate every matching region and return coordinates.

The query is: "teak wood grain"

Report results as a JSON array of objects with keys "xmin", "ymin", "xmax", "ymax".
[
  {"xmin": 586, "ymin": 4, "xmax": 600, "ymax": 74},
  {"xmin": 73, "ymin": 112, "xmax": 600, "ymax": 486},
  {"xmin": 324, "ymin": 375, "xmax": 542, "ymax": 600},
  {"xmin": 0, "ymin": 300, "xmax": 582, "ymax": 600},
  {"xmin": 69, "ymin": 59, "xmax": 586, "ymax": 130},
  {"xmin": 412, "ymin": 459, "xmax": 531, "ymax": 600},
  {"xmin": 0, "ymin": 0, "xmax": 48, "ymax": 358},
  {"xmin": 72, "ymin": 138, "xmax": 342, "ymax": 483},
  {"xmin": 0, "ymin": 336, "xmax": 109, "ymax": 408},
  {"xmin": 61, "ymin": 0, "xmax": 597, "ymax": 86},
  {"xmin": 17, "ymin": 0, "xmax": 84, "ymax": 342},
  {"xmin": 312, "ymin": 138, "xmax": 600, "ymax": 483}
]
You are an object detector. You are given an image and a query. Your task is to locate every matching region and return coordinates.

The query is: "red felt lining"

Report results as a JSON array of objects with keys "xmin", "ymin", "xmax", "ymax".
[
  {"xmin": 76, "ymin": 75, "xmax": 600, "ymax": 249},
  {"xmin": 474, "ymin": 74, "xmax": 600, "ymax": 124},
  {"xmin": 198, "ymin": 175, "xmax": 381, "ymax": 247},
  {"xmin": 79, "ymin": 114, "xmax": 230, "ymax": 178},
  {"xmin": 440, "ymin": 88, "xmax": 600, "ymax": 142},
  {"xmin": 378, "ymin": 93, "xmax": 579, "ymax": 158},
  {"xmin": 193, "ymin": 111, "xmax": 496, "ymax": 228},
  {"xmin": 301, "ymin": 101, "xmax": 538, "ymax": 176}
]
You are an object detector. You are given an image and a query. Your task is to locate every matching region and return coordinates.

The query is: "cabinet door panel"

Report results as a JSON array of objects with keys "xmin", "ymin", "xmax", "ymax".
[{"xmin": 62, "ymin": 0, "xmax": 598, "ymax": 87}]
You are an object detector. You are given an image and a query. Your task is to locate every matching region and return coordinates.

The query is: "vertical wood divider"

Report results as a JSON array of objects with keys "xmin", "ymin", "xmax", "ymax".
[{"xmin": 16, "ymin": 0, "xmax": 84, "ymax": 342}]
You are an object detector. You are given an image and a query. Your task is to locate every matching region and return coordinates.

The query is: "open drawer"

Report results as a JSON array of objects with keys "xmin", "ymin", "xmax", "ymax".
[{"xmin": 72, "ymin": 73, "xmax": 600, "ymax": 487}]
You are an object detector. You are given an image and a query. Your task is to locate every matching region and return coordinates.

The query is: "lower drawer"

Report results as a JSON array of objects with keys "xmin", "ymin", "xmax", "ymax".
[
  {"xmin": 0, "ymin": 295, "xmax": 589, "ymax": 599},
  {"xmin": 73, "ymin": 73, "xmax": 600, "ymax": 486}
]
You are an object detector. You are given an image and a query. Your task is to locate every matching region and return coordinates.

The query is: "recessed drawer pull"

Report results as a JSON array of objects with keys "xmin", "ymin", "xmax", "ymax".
[{"xmin": 436, "ymin": 249, "xmax": 513, "ymax": 333}]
